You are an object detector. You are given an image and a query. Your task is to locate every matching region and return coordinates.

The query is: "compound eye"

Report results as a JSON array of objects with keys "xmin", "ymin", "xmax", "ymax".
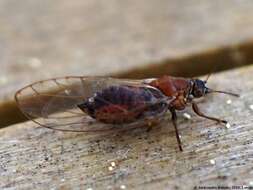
[
  {"xmin": 193, "ymin": 88, "xmax": 204, "ymax": 97},
  {"xmin": 197, "ymin": 89, "xmax": 203, "ymax": 96}
]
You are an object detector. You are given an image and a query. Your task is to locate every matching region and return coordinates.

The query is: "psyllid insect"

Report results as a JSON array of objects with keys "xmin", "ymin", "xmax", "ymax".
[{"xmin": 15, "ymin": 74, "xmax": 239, "ymax": 151}]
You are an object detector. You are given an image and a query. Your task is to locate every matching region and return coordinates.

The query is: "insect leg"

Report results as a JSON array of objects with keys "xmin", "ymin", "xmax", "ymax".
[
  {"xmin": 192, "ymin": 103, "xmax": 227, "ymax": 124},
  {"xmin": 169, "ymin": 108, "xmax": 183, "ymax": 151}
]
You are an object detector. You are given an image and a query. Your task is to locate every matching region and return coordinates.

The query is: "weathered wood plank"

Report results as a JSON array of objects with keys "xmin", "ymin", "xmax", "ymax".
[{"xmin": 1, "ymin": 65, "xmax": 253, "ymax": 189}]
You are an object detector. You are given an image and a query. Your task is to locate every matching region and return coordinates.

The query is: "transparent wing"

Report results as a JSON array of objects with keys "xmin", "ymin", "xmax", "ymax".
[{"xmin": 15, "ymin": 76, "xmax": 171, "ymax": 132}]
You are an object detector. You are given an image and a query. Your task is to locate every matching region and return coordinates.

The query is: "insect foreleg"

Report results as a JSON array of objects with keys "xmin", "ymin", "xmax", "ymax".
[{"xmin": 192, "ymin": 103, "xmax": 227, "ymax": 124}]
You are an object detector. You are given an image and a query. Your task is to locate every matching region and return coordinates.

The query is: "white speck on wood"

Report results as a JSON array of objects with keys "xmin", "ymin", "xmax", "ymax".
[
  {"xmin": 183, "ymin": 113, "xmax": 191, "ymax": 120},
  {"xmin": 210, "ymin": 159, "xmax": 216, "ymax": 165},
  {"xmin": 226, "ymin": 99, "xmax": 232, "ymax": 104},
  {"xmin": 111, "ymin": 161, "xmax": 116, "ymax": 167}
]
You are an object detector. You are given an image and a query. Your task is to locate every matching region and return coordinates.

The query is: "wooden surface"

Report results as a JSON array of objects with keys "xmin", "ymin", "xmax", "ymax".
[
  {"xmin": 1, "ymin": 65, "xmax": 253, "ymax": 189},
  {"xmin": 2, "ymin": 1, "xmax": 253, "ymax": 126}
]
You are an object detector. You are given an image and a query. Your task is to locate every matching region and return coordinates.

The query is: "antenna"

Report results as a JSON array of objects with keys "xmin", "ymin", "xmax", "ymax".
[
  {"xmin": 207, "ymin": 88, "xmax": 240, "ymax": 97},
  {"xmin": 204, "ymin": 72, "xmax": 212, "ymax": 83},
  {"xmin": 204, "ymin": 65, "xmax": 219, "ymax": 83}
]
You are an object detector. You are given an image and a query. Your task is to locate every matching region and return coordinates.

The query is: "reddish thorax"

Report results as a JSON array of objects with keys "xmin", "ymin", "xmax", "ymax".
[{"xmin": 148, "ymin": 76, "xmax": 191, "ymax": 110}]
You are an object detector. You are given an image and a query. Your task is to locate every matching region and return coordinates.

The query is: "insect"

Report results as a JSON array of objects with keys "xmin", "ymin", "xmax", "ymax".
[{"xmin": 15, "ymin": 75, "xmax": 239, "ymax": 151}]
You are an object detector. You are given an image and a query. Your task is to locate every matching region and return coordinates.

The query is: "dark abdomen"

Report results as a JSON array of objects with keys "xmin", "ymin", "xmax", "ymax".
[{"xmin": 78, "ymin": 85, "xmax": 167, "ymax": 124}]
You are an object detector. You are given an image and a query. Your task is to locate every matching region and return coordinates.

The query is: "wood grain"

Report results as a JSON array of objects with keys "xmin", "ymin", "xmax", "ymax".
[{"xmin": 1, "ymin": 65, "xmax": 253, "ymax": 189}]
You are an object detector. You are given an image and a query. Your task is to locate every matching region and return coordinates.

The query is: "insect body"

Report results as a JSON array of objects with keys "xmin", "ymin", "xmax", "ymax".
[
  {"xmin": 78, "ymin": 85, "xmax": 168, "ymax": 124},
  {"xmin": 15, "ymin": 75, "xmax": 239, "ymax": 151}
]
